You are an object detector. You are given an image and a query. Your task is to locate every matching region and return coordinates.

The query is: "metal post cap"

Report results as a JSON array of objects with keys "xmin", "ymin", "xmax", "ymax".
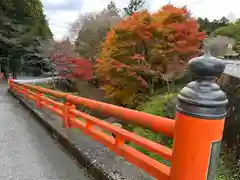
[
  {"xmin": 177, "ymin": 53, "xmax": 228, "ymax": 119},
  {"xmin": 189, "ymin": 53, "xmax": 226, "ymax": 78}
]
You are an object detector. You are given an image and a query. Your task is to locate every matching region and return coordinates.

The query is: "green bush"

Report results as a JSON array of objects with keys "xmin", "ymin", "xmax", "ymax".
[
  {"xmin": 126, "ymin": 93, "xmax": 177, "ymax": 165},
  {"xmin": 137, "ymin": 92, "xmax": 177, "ymax": 146},
  {"xmin": 137, "ymin": 93, "xmax": 178, "ymax": 118}
]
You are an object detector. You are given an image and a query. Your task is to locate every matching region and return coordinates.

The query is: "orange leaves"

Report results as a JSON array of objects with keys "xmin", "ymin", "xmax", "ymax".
[
  {"xmin": 152, "ymin": 4, "xmax": 206, "ymax": 73},
  {"xmin": 113, "ymin": 10, "xmax": 158, "ymax": 43},
  {"xmin": 161, "ymin": 4, "xmax": 188, "ymax": 15},
  {"xmin": 96, "ymin": 4, "xmax": 206, "ymax": 107}
]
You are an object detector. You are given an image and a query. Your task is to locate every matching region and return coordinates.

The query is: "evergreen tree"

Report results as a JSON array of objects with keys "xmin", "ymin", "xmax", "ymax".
[
  {"xmin": 197, "ymin": 16, "xmax": 229, "ymax": 35},
  {"xmin": 123, "ymin": 0, "xmax": 145, "ymax": 16},
  {"xmin": 0, "ymin": 0, "xmax": 52, "ymax": 78},
  {"xmin": 107, "ymin": 1, "xmax": 120, "ymax": 16}
]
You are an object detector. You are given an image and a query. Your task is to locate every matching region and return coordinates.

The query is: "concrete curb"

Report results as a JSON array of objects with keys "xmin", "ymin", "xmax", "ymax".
[{"xmin": 8, "ymin": 89, "xmax": 153, "ymax": 180}]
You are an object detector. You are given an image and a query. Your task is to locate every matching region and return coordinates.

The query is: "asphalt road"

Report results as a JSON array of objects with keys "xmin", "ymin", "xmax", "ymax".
[{"xmin": 0, "ymin": 83, "xmax": 92, "ymax": 180}]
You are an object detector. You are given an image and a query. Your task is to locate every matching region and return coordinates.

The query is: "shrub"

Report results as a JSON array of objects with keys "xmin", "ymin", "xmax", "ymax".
[
  {"xmin": 136, "ymin": 93, "xmax": 177, "ymax": 144},
  {"xmin": 127, "ymin": 93, "xmax": 177, "ymax": 165},
  {"xmin": 138, "ymin": 93, "xmax": 177, "ymax": 117}
]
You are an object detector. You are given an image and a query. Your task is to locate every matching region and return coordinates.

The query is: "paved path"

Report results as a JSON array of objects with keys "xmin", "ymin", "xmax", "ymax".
[{"xmin": 0, "ymin": 83, "xmax": 92, "ymax": 180}]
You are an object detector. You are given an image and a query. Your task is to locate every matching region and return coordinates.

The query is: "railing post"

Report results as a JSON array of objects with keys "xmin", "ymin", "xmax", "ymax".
[
  {"xmin": 111, "ymin": 123, "xmax": 123, "ymax": 139},
  {"xmin": 8, "ymin": 78, "xmax": 13, "ymax": 89},
  {"xmin": 24, "ymin": 87, "xmax": 28, "ymax": 98},
  {"xmin": 170, "ymin": 54, "xmax": 228, "ymax": 180},
  {"xmin": 36, "ymin": 92, "xmax": 43, "ymax": 108},
  {"xmin": 64, "ymin": 97, "xmax": 76, "ymax": 128}
]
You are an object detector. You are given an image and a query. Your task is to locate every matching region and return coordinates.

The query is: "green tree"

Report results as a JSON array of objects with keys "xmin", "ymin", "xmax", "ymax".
[
  {"xmin": 123, "ymin": 0, "xmax": 145, "ymax": 16},
  {"xmin": 11, "ymin": 0, "xmax": 52, "ymax": 39},
  {"xmin": 107, "ymin": 1, "xmax": 120, "ymax": 16},
  {"xmin": 197, "ymin": 16, "xmax": 229, "ymax": 35},
  {"xmin": 213, "ymin": 22, "xmax": 240, "ymax": 40},
  {"xmin": 0, "ymin": 0, "xmax": 52, "ymax": 78},
  {"xmin": 0, "ymin": 3, "xmax": 26, "ymax": 78}
]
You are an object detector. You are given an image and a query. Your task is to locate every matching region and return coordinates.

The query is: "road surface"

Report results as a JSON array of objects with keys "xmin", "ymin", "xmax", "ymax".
[{"xmin": 0, "ymin": 82, "xmax": 92, "ymax": 180}]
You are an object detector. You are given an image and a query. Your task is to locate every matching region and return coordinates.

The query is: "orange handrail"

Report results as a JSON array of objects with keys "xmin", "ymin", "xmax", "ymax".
[
  {"xmin": 22, "ymin": 83, "xmax": 67, "ymax": 98},
  {"xmin": 10, "ymin": 80, "xmax": 173, "ymax": 179},
  {"xmin": 68, "ymin": 115, "xmax": 171, "ymax": 179},
  {"xmin": 67, "ymin": 94, "xmax": 175, "ymax": 137},
  {"xmin": 70, "ymin": 109, "xmax": 172, "ymax": 160},
  {"xmin": 14, "ymin": 82, "xmax": 175, "ymax": 137}
]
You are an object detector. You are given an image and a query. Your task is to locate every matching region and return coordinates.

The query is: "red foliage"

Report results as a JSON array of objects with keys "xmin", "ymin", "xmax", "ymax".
[
  {"xmin": 69, "ymin": 57, "xmax": 93, "ymax": 80},
  {"xmin": 51, "ymin": 53, "xmax": 93, "ymax": 80},
  {"xmin": 152, "ymin": 4, "xmax": 207, "ymax": 75}
]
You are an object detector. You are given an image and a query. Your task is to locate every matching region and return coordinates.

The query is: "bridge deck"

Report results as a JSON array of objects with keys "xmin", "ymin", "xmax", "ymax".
[{"xmin": 0, "ymin": 83, "xmax": 92, "ymax": 180}]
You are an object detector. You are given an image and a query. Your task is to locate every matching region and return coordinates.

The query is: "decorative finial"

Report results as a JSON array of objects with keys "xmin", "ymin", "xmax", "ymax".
[
  {"xmin": 188, "ymin": 53, "xmax": 226, "ymax": 79},
  {"xmin": 177, "ymin": 54, "xmax": 228, "ymax": 119}
]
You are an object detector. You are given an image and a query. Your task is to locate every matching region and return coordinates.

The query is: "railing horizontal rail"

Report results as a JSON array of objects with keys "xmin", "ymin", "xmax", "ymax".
[
  {"xmin": 28, "ymin": 90, "xmax": 37, "ymax": 97},
  {"xmin": 70, "ymin": 109, "xmax": 172, "ymax": 160},
  {"xmin": 67, "ymin": 95, "xmax": 175, "ymax": 137},
  {"xmin": 12, "ymin": 84, "xmax": 24, "ymax": 94},
  {"xmin": 28, "ymin": 94, "xmax": 37, "ymax": 101},
  {"xmin": 15, "ymin": 82, "xmax": 175, "ymax": 137},
  {"xmin": 20, "ymin": 83, "xmax": 67, "ymax": 98},
  {"xmin": 41, "ymin": 101, "xmax": 64, "ymax": 116},
  {"xmin": 12, "ymin": 84, "xmax": 64, "ymax": 117},
  {"xmin": 69, "ymin": 117, "xmax": 170, "ymax": 179},
  {"xmin": 41, "ymin": 96, "xmax": 64, "ymax": 109}
]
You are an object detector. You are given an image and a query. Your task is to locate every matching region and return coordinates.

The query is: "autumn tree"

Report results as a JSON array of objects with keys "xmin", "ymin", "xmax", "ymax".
[
  {"xmin": 72, "ymin": 10, "xmax": 122, "ymax": 85},
  {"xmin": 42, "ymin": 38, "xmax": 76, "ymax": 77},
  {"xmin": 69, "ymin": 1, "xmax": 120, "ymax": 41},
  {"xmin": 42, "ymin": 38, "xmax": 93, "ymax": 83},
  {"xmin": 47, "ymin": 38, "xmax": 75, "ymax": 58},
  {"xmin": 74, "ymin": 11, "xmax": 121, "ymax": 60},
  {"xmin": 96, "ymin": 4, "xmax": 205, "ymax": 107}
]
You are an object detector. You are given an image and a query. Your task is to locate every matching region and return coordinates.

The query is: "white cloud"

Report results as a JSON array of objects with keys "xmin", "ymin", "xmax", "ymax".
[
  {"xmin": 43, "ymin": 0, "xmax": 83, "ymax": 40},
  {"xmin": 43, "ymin": 0, "xmax": 240, "ymax": 40},
  {"xmin": 46, "ymin": 11, "xmax": 79, "ymax": 40},
  {"xmin": 184, "ymin": 0, "xmax": 240, "ymax": 21}
]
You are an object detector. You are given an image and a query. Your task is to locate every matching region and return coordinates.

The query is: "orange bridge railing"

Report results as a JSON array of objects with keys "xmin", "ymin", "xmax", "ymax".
[{"xmin": 8, "ymin": 54, "xmax": 228, "ymax": 180}]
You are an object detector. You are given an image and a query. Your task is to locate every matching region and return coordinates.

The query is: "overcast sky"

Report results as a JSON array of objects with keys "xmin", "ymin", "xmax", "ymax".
[{"xmin": 42, "ymin": 0, "xmax": 240, "ymax": 40}]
